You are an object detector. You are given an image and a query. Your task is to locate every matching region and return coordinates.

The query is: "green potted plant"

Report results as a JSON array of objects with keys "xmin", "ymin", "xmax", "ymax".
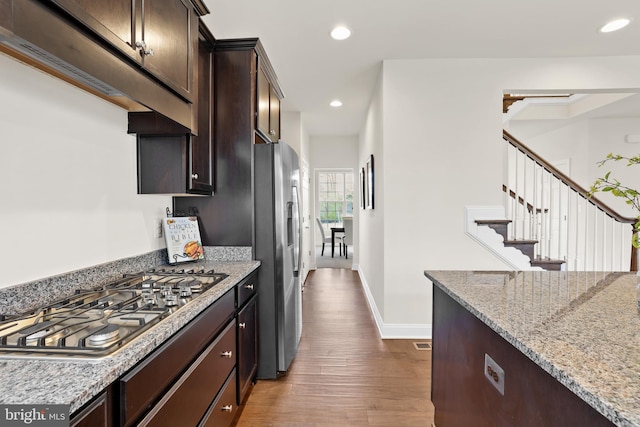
[{"xmin": 589, "ymin": 153, "xmax": 640, "ymax": 248}]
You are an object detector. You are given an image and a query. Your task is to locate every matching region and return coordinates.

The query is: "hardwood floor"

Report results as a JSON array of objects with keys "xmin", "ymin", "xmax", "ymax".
[{"xmin": 234, "ymin": 268, "xmax": 435, "ymax": 426}]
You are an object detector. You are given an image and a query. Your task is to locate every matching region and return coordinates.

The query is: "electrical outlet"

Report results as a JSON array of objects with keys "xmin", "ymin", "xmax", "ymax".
[
  {"xmin": 484, "ymin": 353, "xmax": 505, "ymax": 395},
  {"xmin": 154, "ymin": 219, "xmax": 163, "ymax": 239}
]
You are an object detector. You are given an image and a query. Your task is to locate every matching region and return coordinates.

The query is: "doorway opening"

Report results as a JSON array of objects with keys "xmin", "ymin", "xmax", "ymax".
[{"xmin": 315, "ymin": 169, "xmax": 354, "ymax": 268}]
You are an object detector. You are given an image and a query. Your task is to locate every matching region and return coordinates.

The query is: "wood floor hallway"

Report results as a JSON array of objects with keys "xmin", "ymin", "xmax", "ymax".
[{"xmin": 234, "ymin": 268, "xmax": 435, "ymax": 426}]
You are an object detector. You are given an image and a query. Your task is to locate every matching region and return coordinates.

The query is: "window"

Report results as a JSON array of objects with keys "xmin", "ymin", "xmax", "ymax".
[{"xmin": 317, "ymin": 171, "xmax": 354, "ymax": 228}]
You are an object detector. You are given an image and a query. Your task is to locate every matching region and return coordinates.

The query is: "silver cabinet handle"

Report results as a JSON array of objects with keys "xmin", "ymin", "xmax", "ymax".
[
  {"xmin": 135, "ymin": 41, "xmax": 154, "ymax": 56},
  {"xmin": 244, "ymin": 284, "xmax": 254, "ymax": 290},
  {"xmin": 191, "ymin": 173, "xmax": 199, "ymax": 180},
  {"xmin": 239, "ymin": 322, "xmax": 246, "ymax": 329},
  {"xmin": 221, "ymin": 405, "xmax": 233, "ymax": 412},
  {"xmin": 220, "ymin": 351, "xmax": 233, "ymax": 358},
  {"xmin": 269, "ymin": 130, "xmax": 276, "ymax": 136}
]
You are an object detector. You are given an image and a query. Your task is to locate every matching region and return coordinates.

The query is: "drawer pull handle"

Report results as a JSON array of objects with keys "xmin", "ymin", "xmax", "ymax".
[
  {"xmin": 239, "ymin": 322, "xmax": 246, "ymax": 329},
  {"xmin": 244, "ymin": 284, "xmax": 254, "ymax": 290},
  {"xmin": 221, "ymin": 351, "xmax": 233, "ymax": 358},
  {"xmin": 221, "ymin": 405, "xmax": 233, "ymax": 412}
]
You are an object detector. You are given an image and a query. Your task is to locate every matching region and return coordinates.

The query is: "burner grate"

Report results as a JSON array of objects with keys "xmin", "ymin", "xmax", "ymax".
[{"xmin": 0, "ymin": 270, "xmax": 228, "ymax": 358}]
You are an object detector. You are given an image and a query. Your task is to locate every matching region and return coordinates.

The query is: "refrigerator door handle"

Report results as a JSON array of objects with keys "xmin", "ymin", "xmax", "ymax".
[{"xmin": 291, "ymin": 186, "xmax": 301, "ymax": 275}]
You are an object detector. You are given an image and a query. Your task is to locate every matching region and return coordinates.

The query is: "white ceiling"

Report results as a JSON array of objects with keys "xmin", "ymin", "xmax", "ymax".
[{"xmin": 200, "ymin": 0, "xmax": 640, "ymax": 137}]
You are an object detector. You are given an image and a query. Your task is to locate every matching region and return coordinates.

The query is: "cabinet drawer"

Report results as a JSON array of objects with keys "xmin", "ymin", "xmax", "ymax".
[
  {"xmin": 70, "ymin": 390, "xmax": 111, "ymax": 427},
  {"xmin": 138, "ymin": 321, "xmax": 237, "ymax": 427},
  {"xmin": 120, "ymin": 289, "xmax": 234, "ymax": 426},
  {"xmin": 199, "ymin": 370, "xmax": 238, "ymax": 427},
  {"xmin": 237, "ymin": 272, "xmax": 257, "ymax": 309}
]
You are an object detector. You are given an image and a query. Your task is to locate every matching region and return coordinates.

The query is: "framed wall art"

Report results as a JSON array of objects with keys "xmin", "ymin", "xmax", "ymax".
[
  {"xmin": 360, "ymin": 167, "xmax": 366, "ymax": 209},
  {"xmin": 366, "ymin": 154, "xmax": 374, "ymax": 209}
]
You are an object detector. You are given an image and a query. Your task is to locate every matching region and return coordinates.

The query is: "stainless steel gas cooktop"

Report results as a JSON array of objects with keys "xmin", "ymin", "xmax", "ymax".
[{"xmin": 0, "ymin": 267, "xmax": 227, "ymax": 359}]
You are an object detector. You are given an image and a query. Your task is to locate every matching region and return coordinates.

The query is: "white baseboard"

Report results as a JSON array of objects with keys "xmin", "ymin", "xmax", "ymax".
[
  {"xmin": 382, "ymin": 323, "xmax": 432, "ymax": 339},
  {"xmin": 357, "ymin": 270, "xmax": 432, "ymax": 340}
]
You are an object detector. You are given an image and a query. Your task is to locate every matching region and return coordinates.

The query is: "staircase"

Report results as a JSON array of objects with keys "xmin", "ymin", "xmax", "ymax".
[
  {"xmin": 468, "ymin": 130, "xmax": 637, "ymax": 272},
  {"xmin": 475, "ymin": 219, "xmax": 564, "ymax": 271}
]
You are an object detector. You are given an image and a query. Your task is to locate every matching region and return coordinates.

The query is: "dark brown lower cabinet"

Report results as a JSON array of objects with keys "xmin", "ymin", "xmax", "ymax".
[
  {"xmin": 137, "ymin": 322, "xmax": 236, "ymax": 426},
  {"xmin": 120, "ymin": 289, "xmax": 235, "ymax": 427},
  {"xmin": 70, "ymin": 389, "xmax": 112, "ymax": 427},
  {"xmin": 432, "ymin": 286, "xmax": 614, "ymax": 427},
  {"xmin": 68, "ymin": 271, "xmax": 258, "ymax": 427},
  {"xmin": 237, "ymin": 294, "xmax": 258, "ymax": 404}
]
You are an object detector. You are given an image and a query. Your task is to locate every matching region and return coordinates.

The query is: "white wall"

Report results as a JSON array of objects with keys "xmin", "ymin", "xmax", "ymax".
[
  {"xmin": 281, "ymin": 111, "xmax": 301, "ymax": 154},
  {"xmin": 358, "ymin": 55, "xmax": 640, "ymax": 337},
  {"xmin": 358, "ymin": 71, "xmax": 385, "ymax": 326},
  {"xmin": 588, "ymin": 118, "xmax": 640, "ymax": 217},
  {"xmin": 0, "ymin": 53, "xmax": 171, "ymax": 288}
]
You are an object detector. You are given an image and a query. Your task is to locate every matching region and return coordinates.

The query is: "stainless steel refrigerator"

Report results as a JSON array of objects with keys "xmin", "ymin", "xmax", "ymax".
[{"xmin": 254, "ymin": 141, "xmax": 302, "ymax": 379}]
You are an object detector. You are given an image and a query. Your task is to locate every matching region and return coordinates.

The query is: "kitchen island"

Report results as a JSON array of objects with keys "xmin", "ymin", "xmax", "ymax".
[
  {"xmin": 0, "ymin": 259, "xmax": 259, "ymax": 421},
  {"xmin": 425, "ymin": 270, "xmax": 640, "ymax": 427}
]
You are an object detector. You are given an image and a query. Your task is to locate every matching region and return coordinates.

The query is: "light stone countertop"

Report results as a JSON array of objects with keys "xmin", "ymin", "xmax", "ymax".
[
  {"xmin": 0, "ymin": 260, "xmax": 259, "ymax": 414},
  {"xmin": 424, "ymin": 270, "xmax": 640, "ymax": 427}
]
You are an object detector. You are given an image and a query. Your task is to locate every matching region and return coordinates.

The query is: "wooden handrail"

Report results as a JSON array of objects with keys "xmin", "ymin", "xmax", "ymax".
[
  {"xmin": 503, "ymin": 130, "xmax": 636, "ymax": 224},
  {"xmin": 503, "ymin": 129, "xmax": 638, "ymax": 271}
]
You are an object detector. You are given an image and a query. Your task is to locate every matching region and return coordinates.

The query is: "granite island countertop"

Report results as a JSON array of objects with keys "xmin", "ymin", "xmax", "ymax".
[
  {"xmin": 424, "ymin": 270, "xmax": 640, "ymax": 427},
  {"xmin": 0, "ymin": 260, "xmax": 259, "ymax": 414}
]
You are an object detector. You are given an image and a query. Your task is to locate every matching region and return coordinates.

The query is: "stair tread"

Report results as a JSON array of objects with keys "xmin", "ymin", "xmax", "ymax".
[
  {"xmin": 475, "ymin": 219, "xmax": 511, "ymax": 224},
  {"xmin": 531, "ymin": 258, "xmax": 565, "ymax": 264},
  {"xmin": 531, "ymin": 258, "xmax": 565, "ymax": 271},
  {"xmin": 504, "ymin": 240, "xmax": 538, "ymax": 244}
]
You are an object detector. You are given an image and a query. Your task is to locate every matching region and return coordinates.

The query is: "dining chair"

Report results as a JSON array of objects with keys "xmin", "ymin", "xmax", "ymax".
[
  {"xmin": 316, "ymin": 218, "xmax": 332, "ymax": 256},
  {"xmin": 338, "ymin": 217, "xmax": 353, "ymax": 259}
]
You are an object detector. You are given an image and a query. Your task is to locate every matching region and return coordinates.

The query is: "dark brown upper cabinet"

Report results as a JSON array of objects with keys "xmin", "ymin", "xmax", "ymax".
[
  {"xmin": 189, "ymin": 25, "xmax": 215, "ymax": 194},
  {"xmin": 49, "ymin": 0, "xmax": 199, "ymax": 102},
  {"xmin": 173, "ymin": 38, "xmax": 284, "ymax": 245},
  {"xmin": 128, "ymin": 23, "xmax": 214, "ymax": 196},
  {"xmin": 0, "ymin": 0, "xmax": 208, "ymax": 130},
  {"xmin": 256, "ymin": 58, "xmax": 282, "ymax": 143}
]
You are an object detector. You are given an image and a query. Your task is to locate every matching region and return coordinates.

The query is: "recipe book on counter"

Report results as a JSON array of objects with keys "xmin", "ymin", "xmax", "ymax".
[{"xmin": 162, "ymin": 216, "xmax": 205, "ymax": 264}]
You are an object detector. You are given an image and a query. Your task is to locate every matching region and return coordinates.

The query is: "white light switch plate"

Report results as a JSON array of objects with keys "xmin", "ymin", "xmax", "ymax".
[{"xmin": 484, "ymin": 353, "xmax": 505, "ymax": 395}]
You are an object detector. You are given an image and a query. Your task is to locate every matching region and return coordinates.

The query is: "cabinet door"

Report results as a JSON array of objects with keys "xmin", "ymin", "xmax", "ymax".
[
  {"xmin": 256, "ymin": 64, "xmax": 271, "ymax": 141},
  {"xmin": 137, "ymin": 135, "xmax": 188, "ymax": 194},
  {"xmin": 237, "ymin": 295, "xmax": 258, "ymax": 404},
  {"xmin": 49, "ymin": 0, "xmax": 140, "ymax": 62},
  {"xmin": 269, "ymin": 85, "xmax": 281, "ymax": 141},
  {"xmin": 189, "ymin": 37, "xmax": 214, "ymax": 193},
  {"xmin": 142, "ymin": 0, "xmax": 197, "ymax": 102},
  {"xmin": 49, "ymin": 0, "xmax": 195, "ymax": 101}
]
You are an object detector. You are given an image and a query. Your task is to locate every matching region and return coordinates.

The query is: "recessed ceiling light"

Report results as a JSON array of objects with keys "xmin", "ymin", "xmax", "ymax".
[
  {"xmin": 600, "ymin": 18, "xmax": 631, "ymax": 33},
  {"xmin": 330, "ymin": 100, "xmax": 343, "ymax": 107},
  {"xmin": 331, "ymin": 26, "xmax": 351, "ymax": 40}
]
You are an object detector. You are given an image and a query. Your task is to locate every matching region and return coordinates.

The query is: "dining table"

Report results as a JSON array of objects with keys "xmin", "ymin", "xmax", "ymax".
[{"xmin": 330, "ymin": 227, "xmax": 345, "ymax": 258}]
